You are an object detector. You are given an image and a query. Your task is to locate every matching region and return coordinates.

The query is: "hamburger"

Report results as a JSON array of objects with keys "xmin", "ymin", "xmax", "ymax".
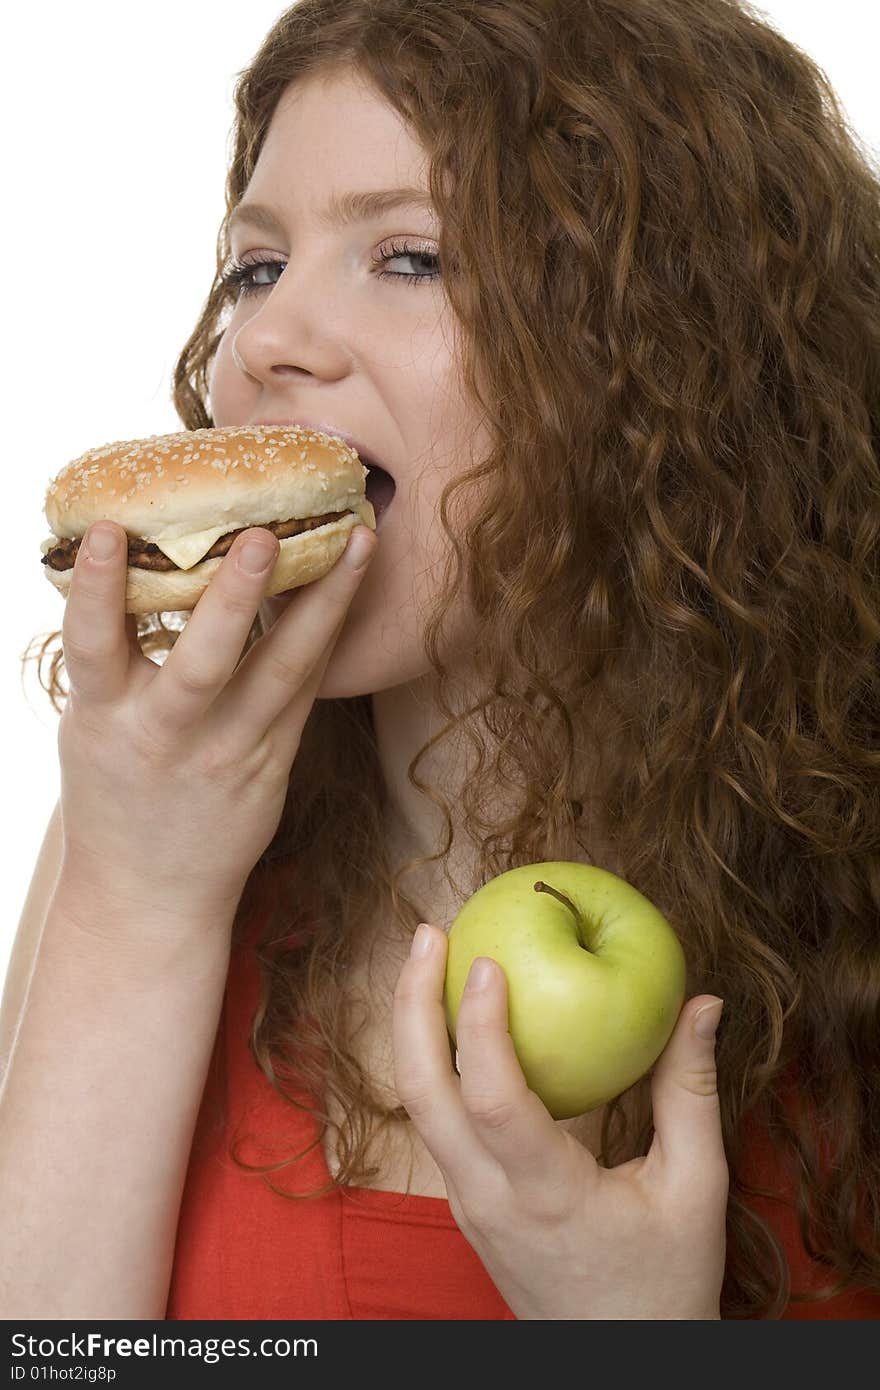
[{"xmin": 40, "ymin": 424, "xmax": 387, "ymax": 615}]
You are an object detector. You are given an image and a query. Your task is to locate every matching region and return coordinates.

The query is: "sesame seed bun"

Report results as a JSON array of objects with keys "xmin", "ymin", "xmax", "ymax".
[{"xmin": 40, "ymin": 425, "xmax": 376, "ymax": 615}]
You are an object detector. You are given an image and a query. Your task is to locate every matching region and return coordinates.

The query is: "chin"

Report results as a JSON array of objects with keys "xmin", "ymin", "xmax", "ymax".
[
  {"xmin": 314, "ymin": 647, "xmax": 392, "ymax": 701},
  {"xmin": 314, "ymin": 623, "xmax": 425, "ymax": 701}
]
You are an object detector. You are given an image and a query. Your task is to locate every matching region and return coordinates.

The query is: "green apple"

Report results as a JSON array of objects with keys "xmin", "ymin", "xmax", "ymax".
[{"xmin": 443, "ymin": 862, "xmax": 687, "ymax": 1120}]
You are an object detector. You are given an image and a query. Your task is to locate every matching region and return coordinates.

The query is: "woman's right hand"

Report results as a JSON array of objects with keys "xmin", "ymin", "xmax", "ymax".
[{"xmin": 55, "ymin": 519, "xmax": 376, "ymax": 936}]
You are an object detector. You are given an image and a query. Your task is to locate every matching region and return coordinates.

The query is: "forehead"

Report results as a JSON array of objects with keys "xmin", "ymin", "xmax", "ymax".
[{"xmin": 248, "ymin": 68, "xmax": 430, "ymax": 196}]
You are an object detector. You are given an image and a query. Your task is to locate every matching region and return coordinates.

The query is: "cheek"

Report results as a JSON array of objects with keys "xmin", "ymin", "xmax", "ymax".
[{"xmin": 208, "ymin": 333, "xmax": 243, "ymax": 415}]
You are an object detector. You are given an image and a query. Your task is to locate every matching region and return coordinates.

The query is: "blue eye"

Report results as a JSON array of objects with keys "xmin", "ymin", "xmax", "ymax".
[
  {"xmin": 221, "ymin": 258, "xmax": 284, "ymax": 297},
  {"xmin": 220, "ymin": 240, "xmax": 441, "ymax": 298},
  {"xmin": 372, "ymin": 241, "xmax": 441, "ymax": 286}
]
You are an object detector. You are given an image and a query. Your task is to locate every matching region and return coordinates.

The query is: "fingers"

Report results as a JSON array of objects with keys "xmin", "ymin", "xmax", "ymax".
[
  {"xmin": 451, "ymin": 954, "xmax": 571, "ymax": 1186},
  {"xmin": 217, "ymin": 525, "xmax": 376, "ymax": 750},
  {"xmin": 61, "ymin": 516, "xmax": 376, "ymax": 758},
  {"xmin": 61, "ymin": 523, "xmax": 144, "ymax": 703},
  {"xmin": 392, "ymin": 925, "xmax": 491, "ymax": 1181},
  {"xmin": 143, "ymin": 527, "xmax": 286, "ymax": 738},
  {"xmin": 647, "ymin": 995, "xmax": 729, "ymax": 1196}
]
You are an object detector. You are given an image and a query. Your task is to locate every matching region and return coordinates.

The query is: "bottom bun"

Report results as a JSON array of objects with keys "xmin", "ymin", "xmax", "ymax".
[{"xmin": 44, "ymin": 509, "xmax": 371, "ymax": 616}]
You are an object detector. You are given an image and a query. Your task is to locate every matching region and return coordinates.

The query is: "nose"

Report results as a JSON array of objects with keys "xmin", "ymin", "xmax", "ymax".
[
  {"xmin": 230, "ymin": 260, "xmax": 349, "ymax": 384},
  {"xmin": 231, "ymin": 337, "xmax": 249, "ymax": 374}
]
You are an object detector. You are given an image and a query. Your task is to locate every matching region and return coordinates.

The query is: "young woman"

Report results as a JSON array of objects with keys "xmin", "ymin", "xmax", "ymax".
[{"xmin": 4, "ymin": 0, "xmax": 879, "ymax": 1319}]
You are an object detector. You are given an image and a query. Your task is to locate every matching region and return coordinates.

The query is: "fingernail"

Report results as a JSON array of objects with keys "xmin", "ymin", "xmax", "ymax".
[
  {"xmin": 86, "ymin": 525, "xmax": 118, "ymax": 561},
  {"xmin": 694, "ymin": 999, "xmax": 724, "ymax": 1040},
  {"xmin": 239, "ymin": 538, "xmax": 276, "ymax": 574},
  {"xmin": 466, "ymin": 957, "xmax": 495, "ymax": 992},
  {"xmin": 410, "ymin": 923, "xmax": 433, "ymax": 958},
  {"xmin": 345, "ymin": 526, "xmax": 375, "ymax": 569}
]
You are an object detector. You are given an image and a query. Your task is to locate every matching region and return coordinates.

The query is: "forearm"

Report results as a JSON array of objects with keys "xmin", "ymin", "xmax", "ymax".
[{"xmin": 0, "ymin": 881, "xmax": 233, "ymax": 1319}]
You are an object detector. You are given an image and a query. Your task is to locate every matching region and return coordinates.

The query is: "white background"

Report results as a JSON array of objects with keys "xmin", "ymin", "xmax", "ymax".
[{"xmin": 2, "ymin": 1, "xmax": 878, "ymax": 991}]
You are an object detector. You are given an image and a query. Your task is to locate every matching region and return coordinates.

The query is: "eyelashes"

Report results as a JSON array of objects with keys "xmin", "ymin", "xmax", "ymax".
[{"xmin": 220, "ymin": 239, "xmax": 441, "ymax": 298}]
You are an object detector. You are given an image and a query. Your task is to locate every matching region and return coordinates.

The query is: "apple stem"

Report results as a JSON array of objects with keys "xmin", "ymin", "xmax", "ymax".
[{"xmin": 533, "ymin": 881, "xmax": 592, "ymax": 953}]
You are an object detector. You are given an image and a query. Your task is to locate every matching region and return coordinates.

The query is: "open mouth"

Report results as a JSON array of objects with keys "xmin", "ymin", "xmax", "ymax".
[{"xmin": 364, "ymin": 462, "xmax": 396, "ymax": 521}]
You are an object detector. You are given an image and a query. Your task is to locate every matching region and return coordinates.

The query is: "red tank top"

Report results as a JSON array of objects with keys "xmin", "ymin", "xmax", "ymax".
[{"xmin": 165, "ymin": 925, "xmax": 880, "ymax": 1320}]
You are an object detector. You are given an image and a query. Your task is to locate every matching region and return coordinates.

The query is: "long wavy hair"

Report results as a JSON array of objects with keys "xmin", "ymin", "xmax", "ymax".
[{"xmin": 24, "ymin": 0, "xmax": 880, "ymax": 1318}]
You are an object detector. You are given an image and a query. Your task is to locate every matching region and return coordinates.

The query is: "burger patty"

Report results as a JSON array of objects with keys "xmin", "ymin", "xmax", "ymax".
[{"xmin": 42, "ymin": 510, "xmax": 351, "ymax": 573}]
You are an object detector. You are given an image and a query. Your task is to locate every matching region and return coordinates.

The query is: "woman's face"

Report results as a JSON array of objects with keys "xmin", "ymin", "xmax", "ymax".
[{"xmin": 209, "ymin": 67, "xmax": 492, "ymax": 698}]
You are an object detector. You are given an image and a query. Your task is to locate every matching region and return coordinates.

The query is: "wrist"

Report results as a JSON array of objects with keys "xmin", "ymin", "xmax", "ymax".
[{"xmin": 49, "ymin": 864, "xmax": 239, "ymax": 972}]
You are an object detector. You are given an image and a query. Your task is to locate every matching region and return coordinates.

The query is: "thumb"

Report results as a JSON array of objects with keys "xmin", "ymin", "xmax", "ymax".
[{"xmin": 648, "ymin": 995, "xmax": 727, "ymax": 1185}]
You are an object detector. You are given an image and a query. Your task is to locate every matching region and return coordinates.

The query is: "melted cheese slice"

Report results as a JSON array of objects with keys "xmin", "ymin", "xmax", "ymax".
[
  {"xmin": 151, "ymin": 503, "xmax": 373, "ymax": 570},
  {"xmin": 42, "ymin": 503, "xmax": 372, "ymax": 572},
  {"xmin": 39, "ymin": 528, "xmax": 230, "ymax": 569},
  {"xmin": 150, "ymin": 524, "xmax": 235, "ymax": 571}
]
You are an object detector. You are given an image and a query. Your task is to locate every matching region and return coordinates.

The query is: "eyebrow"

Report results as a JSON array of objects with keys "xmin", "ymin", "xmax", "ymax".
[{"xmin": 228, "ymin": 187, "xmax": 436, "ymax": 237}]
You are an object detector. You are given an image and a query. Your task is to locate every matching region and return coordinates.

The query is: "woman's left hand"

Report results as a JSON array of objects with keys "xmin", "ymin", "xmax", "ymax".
[{"xmin": 392, "ymin": 922, "xmax": 728, "ymax": 1320}]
